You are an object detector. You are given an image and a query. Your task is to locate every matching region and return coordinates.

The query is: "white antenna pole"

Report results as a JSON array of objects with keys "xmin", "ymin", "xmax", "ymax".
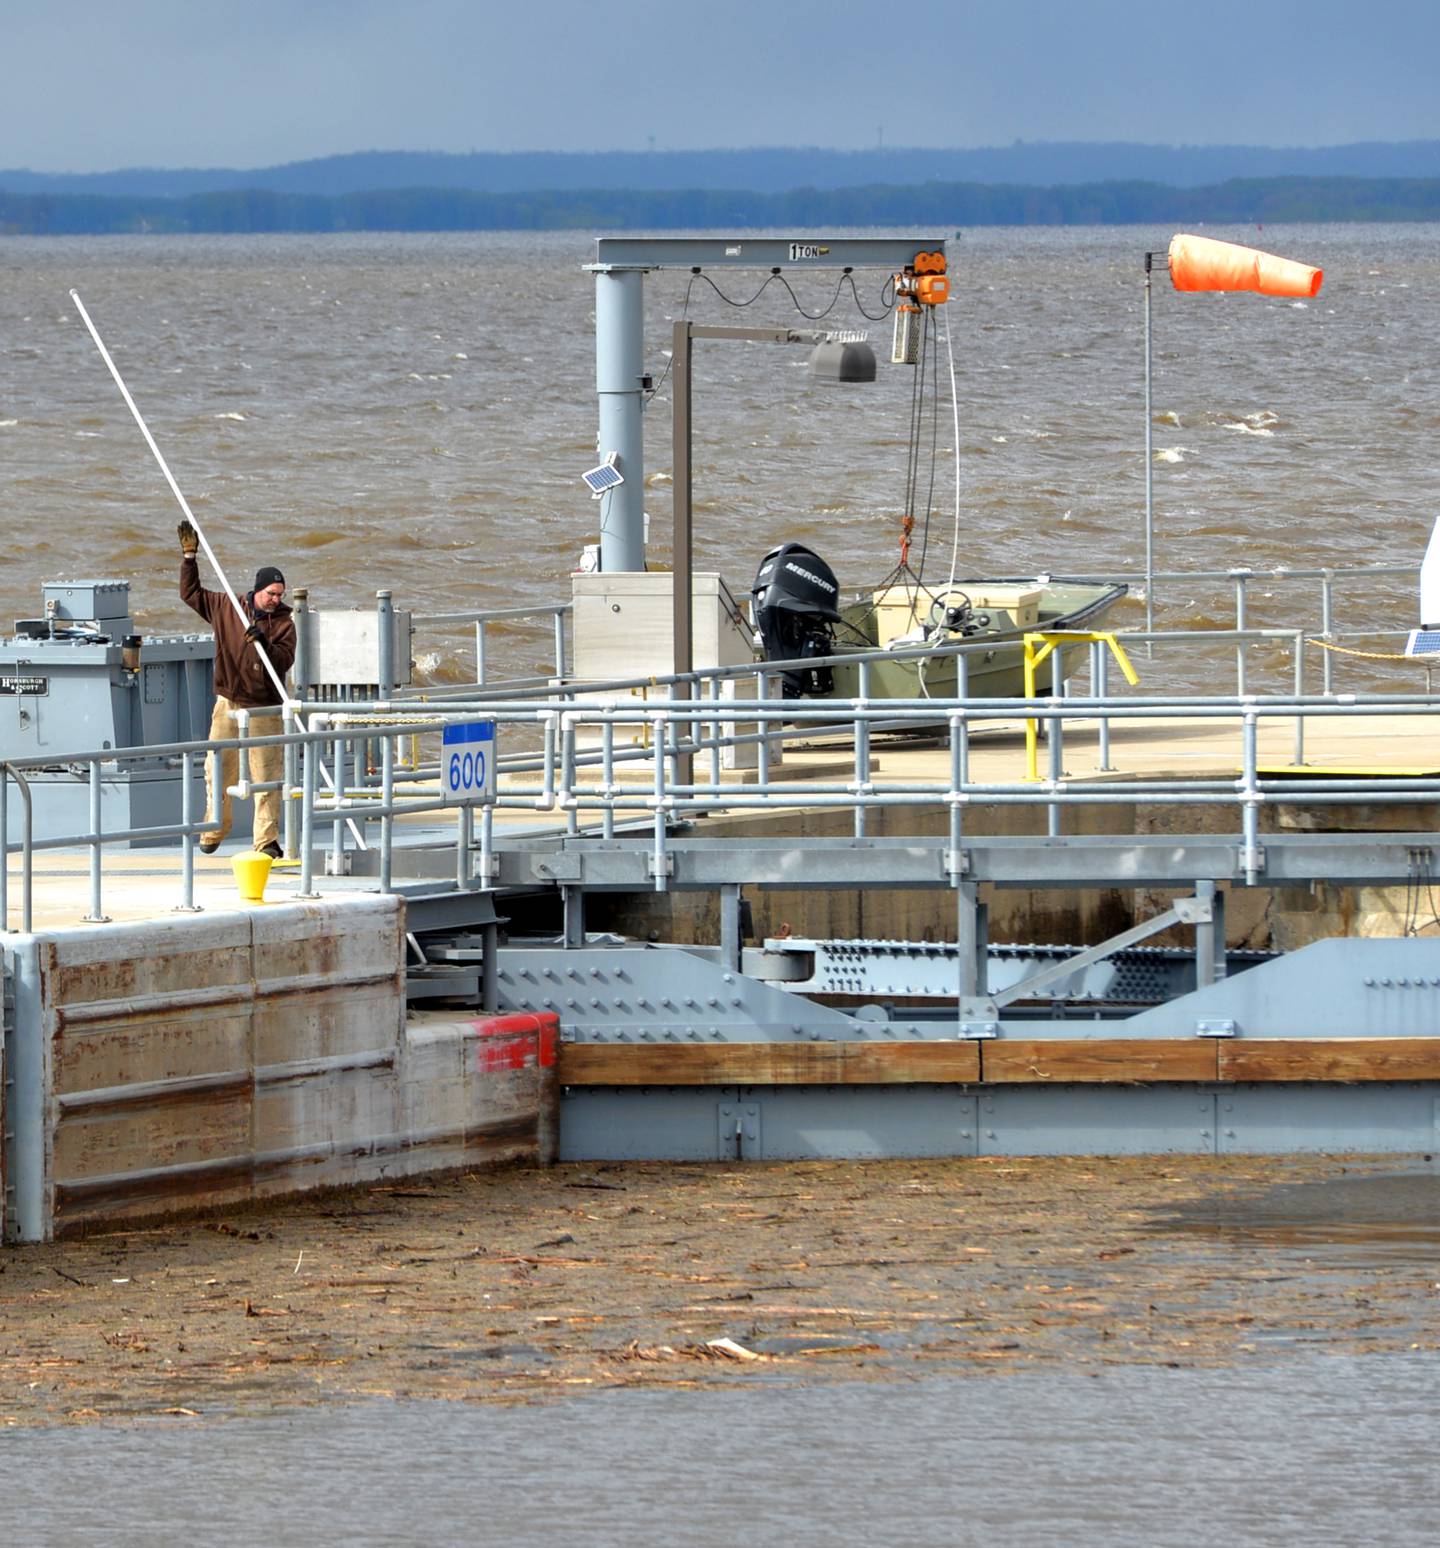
[
  {"xmin": 69, "ymin": 289, "xmax": 291, "ymax": 707},
  {"xmin": 942, "ymin": 301, "xmax": 963, "ymax": 595}
]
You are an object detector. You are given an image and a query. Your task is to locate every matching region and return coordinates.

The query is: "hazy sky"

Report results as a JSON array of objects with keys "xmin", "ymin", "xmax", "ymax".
[{"xmin": 8, "ymin": 0, "xmax": 1440, "ymax": 172}]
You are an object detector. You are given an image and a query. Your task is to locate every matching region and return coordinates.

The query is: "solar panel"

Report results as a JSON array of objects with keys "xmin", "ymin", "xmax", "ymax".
[
  {"xmin": 581, "ymin": 461, "xmax": 624, "ymax": 496},
  {"xmin": 1404, "ymin": 628, "xmax": 1440, "ymax": 658}
]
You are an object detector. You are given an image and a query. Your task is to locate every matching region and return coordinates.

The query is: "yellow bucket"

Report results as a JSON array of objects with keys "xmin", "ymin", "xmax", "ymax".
[{"xmin": 231, "ymin": 851, "xmax": 274, "ymax": 903}]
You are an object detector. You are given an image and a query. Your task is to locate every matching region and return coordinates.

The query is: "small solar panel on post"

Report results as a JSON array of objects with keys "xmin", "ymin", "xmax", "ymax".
[{"xmin": 581, "ymin": 462, "xmax": 625, "ymax": 496}]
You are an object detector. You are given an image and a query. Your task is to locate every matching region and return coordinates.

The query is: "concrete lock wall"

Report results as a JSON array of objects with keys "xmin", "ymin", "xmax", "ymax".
[{"xmin": 1, "ymin": 897, "xmax": 557, "ymax": 1242}]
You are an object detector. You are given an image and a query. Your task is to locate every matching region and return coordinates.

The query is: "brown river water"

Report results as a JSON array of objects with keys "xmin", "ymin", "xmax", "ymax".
[
  {"xmin": 4, "ymin": 224, "xmax": 1440, "ymax": 692},
  {"xmin": 3, "ymin": 1155, "xmax": 1439, "ymax": 1541}
]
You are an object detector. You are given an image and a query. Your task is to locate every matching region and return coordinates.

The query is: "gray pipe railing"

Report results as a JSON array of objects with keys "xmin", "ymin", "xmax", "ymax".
[
  {"xmin": 0, "ymin": 763, "xmax": 34, "ymax": 934},
  {"xmin": 397, "ymin": 562, "xmax": 1420, "ymax": 702},
  {"xmin": 2, "ymin": 634, "xmax": 1438, "ymax": 928}
]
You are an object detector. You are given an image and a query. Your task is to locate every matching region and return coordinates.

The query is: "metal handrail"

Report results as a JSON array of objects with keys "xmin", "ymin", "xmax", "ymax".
[
  {"xmin": 409, "ymin": 599, "xmax": 571, "ymax": 687},
  {"xmin": 371, "ymin": 622, "xmax": 1426, "ymax": 717},
  {"xmin": 396, "ymin": 563, "xmax": 1424, "ymax": 696},
  {"xmin": 0, "ymin": 763, "xmax": 34, "ymax": 933},
  {"xmin": 3, "ymin": 626, "xmax": 1437, "ymax": 926}
]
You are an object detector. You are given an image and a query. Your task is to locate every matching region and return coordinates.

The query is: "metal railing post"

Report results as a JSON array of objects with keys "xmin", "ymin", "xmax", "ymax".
[
  {"xmin": 83, "ymin": 758, "xmax": 109, "ymax": 923},
  {"xmin": 539, "ymin": 712, "xmax": 557, "ymax": 810},
  {"xmin": 235, "ymin": 707, "xmax": 252, "ymax": 806},
  {"xmin": 479, "ymin": 803, "xmax": 494, "ymax": 891},
  {"xmin": 1320, "ymin": 570, "xmax": 1335, "ymax": 695},
  {"xmin": 1241, "ymin": 710, "xmax": 1262, "ymax": 885},
  {"xmin": 1, "ymin": 763, "xmax": 34, "ymax": 934},
  {"xmin": 708, "ymin": 676, "xmax": 722, "ymax": 789},
  {"xmin": 1094, "ymin": 642, "xmax": 1113, "ymax": 772},
  {"xmin": 651, "ymin": 712, "xmax": 669, "ymax": 893},
  {"xmin": 1293, "ymin": 631, "xmax": 1306, "ymax": 768},
  {"xmin": 1047, "ymin": 694, "xmax": 1064, "ymax": 837},
  {"xmin": 1234, "ymin": 572, "xmax": 1249, "ymax": 695},
  {"xmin": 561, "ymin": 711, "xmax": 579, "ymax": 836},
  {"xmin": 298, "ymin": 718, "xmax": 320, "ymax": 898},
  {"xmin": 282, "ymin": 707, "xmax": 298, "ymax": 859},
  {"xmin": 475, "ymin": 620, "xmax": 488, "ymax": 685},
  {"xmin": 456, "ymin": 802, "xmax": 473, "ymax": 890},
  {"xmin": 380, "ymin": 733, "xmax": 394, "ymax": 893},
  {"xmin": 329, "ymin": 717, "xmax": 346, "ymax": 875},
  {"xmin": 292, "ymin": 586, "xmax": 311, "ymax": 698},
  {"xmin": 553, "ymin": 609, "xmax": 567, "ymax": 681},
  {"xmin": 601, "ymin": 719, "xmax": 616, "ymax": 841},
  {"xmin": 177, "ymin": 752, "xmax": 201, "ymax": 912},
  {"xmin": 947, "ymin": 713, "xmax": 965, "ymax": 889},
  {"xmin": 854, "ymin": 661, "xmax": 871, "ymax": 839},
  {"xmin": 376, "ymin": 590, "xmax": 395, "ymax": 701},
  {"xmin": 666, "ymin": 701, "xmax": 682, "ymax": 798}
]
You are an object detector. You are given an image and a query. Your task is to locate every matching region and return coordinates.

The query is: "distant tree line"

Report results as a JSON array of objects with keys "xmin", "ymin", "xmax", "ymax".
[
  {"xmin": 4, "ymin": 176, "xmax": 1440, "ymax": 235},
  {"xmin": 6, "ymin": 143, "xmax": 1440, "ymax": 198}
]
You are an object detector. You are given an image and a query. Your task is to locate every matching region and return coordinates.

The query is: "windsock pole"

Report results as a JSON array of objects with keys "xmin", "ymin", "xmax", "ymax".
[
  {"xmin": 1143, "ymin": 253, "xmax": 1157, "ymax": 642},
  {"xmin": 1142, "ymin": 235, "xmax": 1322, "ymax": 651}
]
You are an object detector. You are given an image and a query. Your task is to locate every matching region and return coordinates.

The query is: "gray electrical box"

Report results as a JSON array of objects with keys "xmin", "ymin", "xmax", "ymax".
[
  {"xmin": 38, "ymin": 580, "xmax": 134, "ymax": 625},
  {"xmin": 295, "ymin": 608, "xmax": 412, "ymax": 694},
  {"xmin": 2, "ymin": 580, "xmax": 225, "ymax": 848}
]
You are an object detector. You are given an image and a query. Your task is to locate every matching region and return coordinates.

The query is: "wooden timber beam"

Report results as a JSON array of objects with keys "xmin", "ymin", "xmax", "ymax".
[
  {"xmin": 981, "ymin": 1039, "xmax": 1219, "ymax": 1084},
  {"xmin": 559, "ymin": 1038, "xmax": 1440, "ymax": 1087},
  {"xmin": 1218, "ymin": 1039, "xmax": 1440, "ymax": 1083},
  {"xmin": 558, "ymin": 1040, "xmax": 981, "ymax": 1086}
]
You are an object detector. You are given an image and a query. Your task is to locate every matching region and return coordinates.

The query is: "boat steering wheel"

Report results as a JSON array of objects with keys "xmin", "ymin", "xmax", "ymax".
[{"xmin": 926, "ymin": 588, "xmax": 975, "ymax": 632}]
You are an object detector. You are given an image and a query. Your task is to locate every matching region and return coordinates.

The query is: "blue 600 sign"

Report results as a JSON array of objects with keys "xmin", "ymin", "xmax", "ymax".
[{"xmin": 442, "ymin": 720, "xmax": 496, "ymax": 803}]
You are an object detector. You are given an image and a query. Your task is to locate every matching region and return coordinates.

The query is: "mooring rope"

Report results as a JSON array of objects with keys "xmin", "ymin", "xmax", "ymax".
[{"xmin": 1305, "ymin": 638, "xmax": 1416, "ymax": 662}]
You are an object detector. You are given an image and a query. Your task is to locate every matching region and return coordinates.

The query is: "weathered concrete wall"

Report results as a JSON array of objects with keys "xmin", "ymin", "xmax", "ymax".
[{"xmin": 2, "ymin": 898, "xmax": 556, "ymax": 1242}]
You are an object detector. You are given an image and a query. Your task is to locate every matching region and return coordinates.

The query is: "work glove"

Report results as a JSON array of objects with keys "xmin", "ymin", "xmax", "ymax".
[
  {"xmin": 243, "ymin": 623, "xmax": 263, "ymax": 644},
  {"xmin": 178, "ymin": 518, "xmax": 199, "ymax": 557}
]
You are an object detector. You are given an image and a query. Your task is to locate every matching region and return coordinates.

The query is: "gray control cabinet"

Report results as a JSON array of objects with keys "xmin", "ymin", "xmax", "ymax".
[{"xmin": 1, "ymin": 581, "xmax": 223, "ymax": 847}]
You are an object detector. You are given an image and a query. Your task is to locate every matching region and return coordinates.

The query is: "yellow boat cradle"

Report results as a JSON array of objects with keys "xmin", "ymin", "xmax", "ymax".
[{"xmin": 1023, "ymin": 630, "xmax": 1140, "ymax": 780}]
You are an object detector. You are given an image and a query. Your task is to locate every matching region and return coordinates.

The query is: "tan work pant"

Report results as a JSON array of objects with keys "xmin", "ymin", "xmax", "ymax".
[{"xmin": 203, "ymin": 696, "xmax": 285, "ymax": 850}]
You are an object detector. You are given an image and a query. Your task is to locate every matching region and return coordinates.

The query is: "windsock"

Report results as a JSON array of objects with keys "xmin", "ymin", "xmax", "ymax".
[{"xmin": 1168, "ymin": 233, "xmax": 1323, "ymax": 298}]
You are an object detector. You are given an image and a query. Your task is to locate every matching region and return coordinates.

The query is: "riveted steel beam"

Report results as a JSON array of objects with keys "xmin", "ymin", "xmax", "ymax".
[{"xmin": 493, "ymin": 833, "xmax": 1440, "ymax": 891}]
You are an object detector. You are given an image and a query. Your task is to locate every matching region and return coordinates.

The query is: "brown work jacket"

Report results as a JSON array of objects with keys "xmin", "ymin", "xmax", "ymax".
[{"xmin": 181, "ymin": 558, "xmax": 296, "ymax": 708}]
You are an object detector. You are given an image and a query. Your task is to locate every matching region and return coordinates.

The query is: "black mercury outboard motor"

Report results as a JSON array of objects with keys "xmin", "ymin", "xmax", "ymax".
[{"xmin": 750, "ymin": 542, "xmax": 842, "ymax": 698}]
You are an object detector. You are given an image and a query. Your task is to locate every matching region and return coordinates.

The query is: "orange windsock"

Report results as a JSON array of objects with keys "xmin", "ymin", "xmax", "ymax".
[{"xmin": 1168, "ymin": 233, "xmax": 1323, "ymax": 298}]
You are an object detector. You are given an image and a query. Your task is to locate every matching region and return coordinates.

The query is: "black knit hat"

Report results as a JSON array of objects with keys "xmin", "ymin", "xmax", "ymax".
[{"xmin": 254, "ymin": 566, "xmax": 286, "ymax": 591}]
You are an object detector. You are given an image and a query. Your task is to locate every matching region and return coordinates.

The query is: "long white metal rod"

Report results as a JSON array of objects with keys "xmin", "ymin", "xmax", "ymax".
[
  {"xmin": 69, "ymin": 289, "xmax": 290, "ymax": 706},
  {"xmin": 70, "ymin": 290, "xmax": 367, "ymax": 850}
]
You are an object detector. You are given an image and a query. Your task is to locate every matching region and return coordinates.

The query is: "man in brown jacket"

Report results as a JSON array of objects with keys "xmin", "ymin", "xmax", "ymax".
[{"xmin": 179, "ymin": 519, "xmax": 296, "ymax": 857}]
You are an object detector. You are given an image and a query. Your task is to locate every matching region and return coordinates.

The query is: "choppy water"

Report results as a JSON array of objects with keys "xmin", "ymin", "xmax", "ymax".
[
  {"xmin": 5, "ymin": 1356, "xmax": 1438, "ymax": 1545},
  {"xmin": 4, "ymin": 225, "xmax": 1440, "ymax": 688}
]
